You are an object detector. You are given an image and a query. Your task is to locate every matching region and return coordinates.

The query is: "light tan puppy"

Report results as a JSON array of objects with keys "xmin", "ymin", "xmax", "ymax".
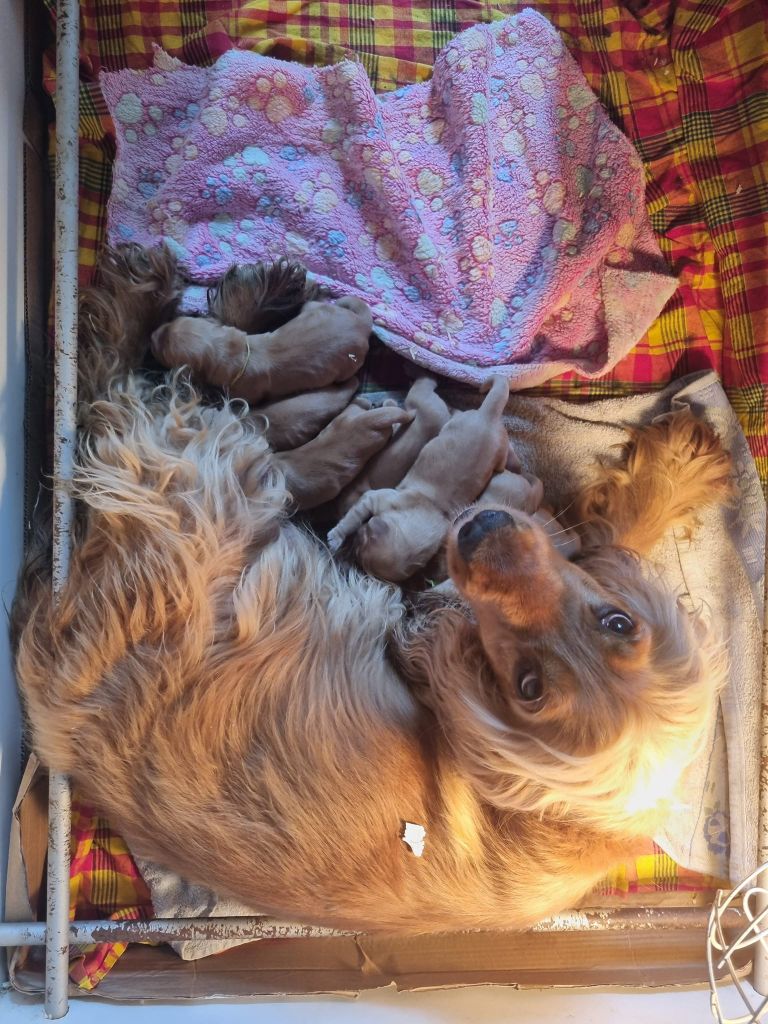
[
  {"xmin": 271, "ymin": 401, "xmax": 414, "ymax": 510},
  {"xmin": 151, "ymin": 297, "xmax": 372, "ymax": 403},
  {"xmin": 337, "ymin": 378, "xmax": 451, "ymax": 514},
  {"xmin": 327, "ymin": 377, "xmax": 510, "ymax": 581},
  {"xmin": 478, "ymin": 467, "xmax": 543, "ymax": 515}
]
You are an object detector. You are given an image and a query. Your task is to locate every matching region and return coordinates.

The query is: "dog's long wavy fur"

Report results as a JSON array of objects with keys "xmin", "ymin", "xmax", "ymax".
[{"xmin": 14, "ymin": 246, "xmax": 734, "ymax": 933}]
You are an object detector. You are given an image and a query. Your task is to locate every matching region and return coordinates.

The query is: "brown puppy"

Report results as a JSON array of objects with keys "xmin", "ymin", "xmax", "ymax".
[
  {"xmin": 328, "ymin": 377, "xmax": 510, "ymax": 582},
  {"xmin": 151, "ymin": 297, "xmax": 372, "ymax": 403},
  {"xmin": 270, "ymin": 401, "xmax": 414, "ymax": 510},
  {"xmin": 253, "ymin": 378, "xmax": 360, "ymax": 452},
  {"xmin": 478, "ymin": 468, "xmax": 543, "ymax": 516}
]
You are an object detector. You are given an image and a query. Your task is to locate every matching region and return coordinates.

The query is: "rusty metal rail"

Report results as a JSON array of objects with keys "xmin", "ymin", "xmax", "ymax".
[
  {"xmin": 0, "ymin": 919, "xmax": 343, "ymax": 948},
  {"xmin": 46, "ymin": 0, "xmax": 80, "ymax": 1015}
]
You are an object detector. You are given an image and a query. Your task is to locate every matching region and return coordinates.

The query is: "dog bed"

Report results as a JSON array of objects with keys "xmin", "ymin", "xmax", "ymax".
[{"xmin": 31, "ymin": 0, "xmax": 768, "ymax": 989}]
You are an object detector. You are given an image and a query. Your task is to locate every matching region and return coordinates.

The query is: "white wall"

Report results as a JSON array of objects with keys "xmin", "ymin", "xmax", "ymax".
[{"xmin": 0, "ymin": 0, "xmax": 27, "ymax": 985}]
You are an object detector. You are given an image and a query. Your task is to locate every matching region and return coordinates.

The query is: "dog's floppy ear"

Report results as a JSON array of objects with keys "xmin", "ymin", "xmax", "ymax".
[{"xmin": 574, "ymin": 409, "xmax": 734, "ymax": 554}]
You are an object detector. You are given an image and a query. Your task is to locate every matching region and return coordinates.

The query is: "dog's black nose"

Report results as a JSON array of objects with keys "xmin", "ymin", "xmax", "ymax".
[{"xmin": 457, "ymin": 509, "xmax": 515, "ymax": 560}]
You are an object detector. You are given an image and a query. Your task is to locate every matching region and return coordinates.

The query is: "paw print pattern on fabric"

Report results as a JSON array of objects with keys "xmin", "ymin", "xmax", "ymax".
[
  {"xmin": 201, "ymin": 173, "xmax": 233, "ymax": 206},
  {"xmin": 103, "ymin": 8, "xmax": 677, "ymax": 387},
  {"xmin": 137, "ymin": 168, "xmax": 163, "ymax": 199}
]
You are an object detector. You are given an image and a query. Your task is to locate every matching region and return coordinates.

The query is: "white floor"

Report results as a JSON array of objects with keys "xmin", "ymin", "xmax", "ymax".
[{"xmin": 0, "ymin": 982, "xmax": 752, "ymax": 1024}]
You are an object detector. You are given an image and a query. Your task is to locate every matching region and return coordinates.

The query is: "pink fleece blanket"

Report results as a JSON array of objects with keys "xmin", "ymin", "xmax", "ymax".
[{"xmin": 102, "ymin": 9, "xmax": 677, "ymax": 388}]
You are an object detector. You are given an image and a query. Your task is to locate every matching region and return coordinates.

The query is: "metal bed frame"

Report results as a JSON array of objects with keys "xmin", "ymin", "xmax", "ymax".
[{"xmin": 0, "ymin": 0, "xmax": 766, "ymax": 1017}]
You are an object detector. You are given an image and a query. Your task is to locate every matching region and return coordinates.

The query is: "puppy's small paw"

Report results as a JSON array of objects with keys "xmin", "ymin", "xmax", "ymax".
[
  {"xmin": 363, "ymin": 406, "xmax": 414, "ymax": 433},
  {"xmin": 327, "ymin": 527, "xmax": 346, "ymax": 554}
]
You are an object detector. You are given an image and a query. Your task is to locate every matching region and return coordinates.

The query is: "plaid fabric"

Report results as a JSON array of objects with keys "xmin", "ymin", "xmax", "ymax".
[
  {"xmin": 40, "ymin": 0, "xmax": 768, "ymax": 487},
  {"xmin": 37, "ymin": 0, "xmax": 763, "ymax": 987},
  {"xmin": 67, "ymin": 795, "xmax": 153, "ymax": 989},
  {"xmin": 597, "ymin": 843, "xmax": 723, "ymax": 897}
]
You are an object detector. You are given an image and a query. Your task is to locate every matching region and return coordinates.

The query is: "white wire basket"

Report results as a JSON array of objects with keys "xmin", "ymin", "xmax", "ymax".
[{"xmin": 709, "ymin": 864, "xmax": 768, "ymax": 1023}]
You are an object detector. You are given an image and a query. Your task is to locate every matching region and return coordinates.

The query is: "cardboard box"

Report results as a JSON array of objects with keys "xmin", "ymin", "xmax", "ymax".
[
  {"xmin": 5, "ymin": 759, "xmax": 750, "ymax": 1000},
  {"xmin": 7, "ymin": 9, "xmax": 750, "ymax": 999}
]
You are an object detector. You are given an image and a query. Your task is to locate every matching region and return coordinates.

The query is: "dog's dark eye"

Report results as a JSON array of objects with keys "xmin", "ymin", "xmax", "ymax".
[
  {"xmin": 600, "ymin": 611, "xmax": 635, "ymax": 635},
  {"xmin": 517, "ymin": 670, "xmax": 543, "ymax": 702}
]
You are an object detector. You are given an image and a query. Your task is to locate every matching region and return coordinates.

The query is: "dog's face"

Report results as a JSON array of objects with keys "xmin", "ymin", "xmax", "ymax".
[
  {"xmin": 448, "ymin": 507, "xmax": 650, "ymax": 754},
  {"xmin": 441, "ymin": 505, "xmax": 721, "ymax": 830}
]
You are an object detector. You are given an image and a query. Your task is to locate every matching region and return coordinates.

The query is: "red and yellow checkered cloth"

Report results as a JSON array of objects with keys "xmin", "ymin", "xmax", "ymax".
[
  {"xmin": 38, "ymin": 0, "xmax": 765, "ymax": 988},
  {"xmin": 67, "ymin": 799, "xmax": 152, "ymax": 989}
]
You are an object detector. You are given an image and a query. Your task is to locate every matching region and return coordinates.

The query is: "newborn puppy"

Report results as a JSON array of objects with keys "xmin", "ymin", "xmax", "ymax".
[
  {"xmin": 271, "ymin": 401, "xmax": 414, "ymax": 511},
  {"xmin": 151, "ymin": 297, "xmax": 372, "ymax": 403},
  {"xmin": 477, "ymin": 468, "xmax": 543, "ymax": 515},
  {"xmin": 327, "ymin": 376, "xmax": 510, "ymax": 581},
  {"xmin": 337, "ymin": 378, "xmax": 451, "ymax": 514},
  {"xmin": 253, "ymin": 379, "xmax": 360, "ymax": 452},
  {"xmin": 477, "ymin": 468, "xmax": 580, "ymax": 559}
]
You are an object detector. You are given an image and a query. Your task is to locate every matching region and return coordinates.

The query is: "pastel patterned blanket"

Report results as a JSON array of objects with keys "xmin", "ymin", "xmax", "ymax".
[{"xmin": 102, "ymin": 9, "xmax": 677, "ymax": 388}]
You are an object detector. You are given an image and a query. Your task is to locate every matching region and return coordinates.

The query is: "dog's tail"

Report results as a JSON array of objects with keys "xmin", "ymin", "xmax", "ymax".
[
  {"xmin": 207, "ymin": 259, "xmax": 326, "ymax": 334},
  {"xmin": 78, "ymin": 244, "xmax": 183, "ymax": 403}
]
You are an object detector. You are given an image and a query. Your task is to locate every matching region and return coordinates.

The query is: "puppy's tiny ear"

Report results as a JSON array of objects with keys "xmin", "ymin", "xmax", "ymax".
[{"xmin": 360, "ymin": 516, "xmax": 389, "ymax": 548}]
